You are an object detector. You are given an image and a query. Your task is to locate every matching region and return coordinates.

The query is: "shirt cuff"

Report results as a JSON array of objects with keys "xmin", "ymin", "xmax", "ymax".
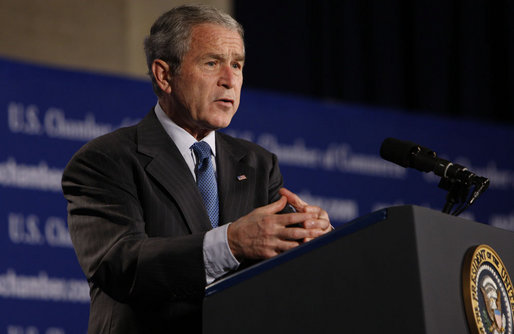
[{"xmin": 203, "ymin": 223, "xmax": 240, "ymax": 284}]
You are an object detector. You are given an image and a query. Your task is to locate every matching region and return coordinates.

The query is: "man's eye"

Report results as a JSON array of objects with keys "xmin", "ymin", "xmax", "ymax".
[
  {"xmin": 206, "ymin": 61, "xmax": 216, "ymax": 67},
  {"xmin": 232, "ymin": 63, "xmax": 242, "ymax": 69}
]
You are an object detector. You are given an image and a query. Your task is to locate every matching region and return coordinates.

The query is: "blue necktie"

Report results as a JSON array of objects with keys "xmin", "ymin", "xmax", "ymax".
[{"xmin": 191, "ymin": 141, "xmax": 219, "ymax": 228}]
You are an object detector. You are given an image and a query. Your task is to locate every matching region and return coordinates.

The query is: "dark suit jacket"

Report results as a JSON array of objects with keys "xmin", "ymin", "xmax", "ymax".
[{"xmin": 61, "ymin": 110, "xmax": 285, "ymax": 333}]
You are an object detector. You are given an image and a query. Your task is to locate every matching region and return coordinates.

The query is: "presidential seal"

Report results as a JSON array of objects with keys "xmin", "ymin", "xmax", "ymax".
[{"xmin": 462, "ymin": 244, "xmax": 514, "ymax": 334}]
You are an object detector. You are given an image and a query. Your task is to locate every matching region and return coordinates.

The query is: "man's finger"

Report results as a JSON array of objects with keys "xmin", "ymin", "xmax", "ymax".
[
  {"xmin": 279, "ymin": 225, "xmax": 326, "ymax": 241},
  {"xmin": 274, "ymin": 239, "xmax": 301, "ymax": 253},
  {"xmin": 256, "ymin": 195, "xmax": 288, "ymax": 214},
  {"xmin": 302, "ymin": 205, "xmax": 322, "ymax": 214},
  {"xmin": 316, "ymin": 208, "xmax": 330, "ymax": 224},
  {"xmin": 275, "ymin": 212, "xmax": 318, "ymax": 227},
  {"xmin": 279, "ymin": 187, "xmax": 308, "ymax": 211},
  {"xmin": 302, "ymin": 217, "xmax": 331, "ymax": 230}
]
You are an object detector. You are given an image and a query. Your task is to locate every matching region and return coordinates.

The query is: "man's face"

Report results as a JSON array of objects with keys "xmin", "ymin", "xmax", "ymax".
[{"xmin": 167, "ymin": 23, "xmax": 244, "ymax": 138}]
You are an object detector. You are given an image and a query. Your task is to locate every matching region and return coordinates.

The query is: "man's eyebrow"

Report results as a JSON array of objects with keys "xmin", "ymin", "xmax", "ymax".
[
  {"xmin": 204, "ymin": 53, "xmax": 245, "ymax": 62},
  {"xmin": 234, "ymin": 54, "xmax": 246, "ymax": 62}
]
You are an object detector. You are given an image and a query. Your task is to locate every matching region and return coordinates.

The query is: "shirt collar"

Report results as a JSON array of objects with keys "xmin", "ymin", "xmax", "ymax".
[{"xmin": 154, "ymin": 102, "xmax": 216, "ymax": 157}]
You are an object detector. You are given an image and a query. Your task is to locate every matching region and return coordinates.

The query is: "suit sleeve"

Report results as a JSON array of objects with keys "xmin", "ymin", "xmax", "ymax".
[
  {"xmin": 268, "ymin": 153, "xmax": 295, "ymax": 214},
  {"xmin": 268, "ymin": 153, "xmax": 283, "ymax": 202},
  {"xmin": 62, "ymin": 144, "xmax": 206, "ymax": 304}
]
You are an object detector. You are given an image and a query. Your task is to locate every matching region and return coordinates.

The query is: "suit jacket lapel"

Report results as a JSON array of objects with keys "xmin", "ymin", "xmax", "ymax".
[
  {"xmin": 216, "ymin": 132, "xmax": 256, "ymax": 225},
  {"xmin": 136, "ymin": 110, "xmax": 212, "ymax": 233}
]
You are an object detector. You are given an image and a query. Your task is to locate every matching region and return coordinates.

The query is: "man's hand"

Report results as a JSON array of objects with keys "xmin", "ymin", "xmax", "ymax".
[
  {"xmin": 227, "ymin": 189, "xmax": 332, "ymax": 261},
  {"xmin": 279, "ymin": 187, "xmax": 332, "ymax": 242}
]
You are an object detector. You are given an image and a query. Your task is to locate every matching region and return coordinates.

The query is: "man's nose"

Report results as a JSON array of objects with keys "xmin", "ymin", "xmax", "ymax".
[{"xmin": 217, "ymin": 65, "xmax": 237, "ymax": 89}]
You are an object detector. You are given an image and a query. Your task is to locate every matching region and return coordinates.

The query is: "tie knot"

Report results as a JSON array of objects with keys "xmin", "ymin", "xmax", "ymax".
[{"xmin": 191, "ymin": 141, "xmax": 212, "ymax": 161}]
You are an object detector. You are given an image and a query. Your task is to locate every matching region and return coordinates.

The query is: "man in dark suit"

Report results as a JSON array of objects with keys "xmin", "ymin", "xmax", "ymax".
[{"xmin": 62, "ymin": 4, "xmax": 331, "ymax": 333}]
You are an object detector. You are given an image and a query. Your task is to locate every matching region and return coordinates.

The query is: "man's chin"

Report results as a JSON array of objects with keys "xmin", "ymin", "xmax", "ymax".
[
  {"xmin": 209, "ymin": 122, "xmax": 231, "ymax": 132},
  {"xmin": 206, "ymin": 115, "xmax": 235, "ymax": 130}
]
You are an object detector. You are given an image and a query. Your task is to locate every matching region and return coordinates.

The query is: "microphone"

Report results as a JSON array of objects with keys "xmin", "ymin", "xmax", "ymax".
[
  {"xmin": 380, "ymin": 138, "xmax": 478, "ymax": 185},
  {"xmin": 379, "ymin": 138, "xmax": 489, "ymax": 215}
]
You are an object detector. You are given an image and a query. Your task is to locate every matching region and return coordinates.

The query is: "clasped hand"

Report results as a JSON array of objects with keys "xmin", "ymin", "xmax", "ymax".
[{"xmin": 227, "ymin": 188, "xmax": 332, "ymax": 261}]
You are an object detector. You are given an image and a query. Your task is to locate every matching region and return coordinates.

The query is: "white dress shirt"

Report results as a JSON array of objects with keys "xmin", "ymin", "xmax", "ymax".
[{"xmin": 154, "ymin": 103, "xmax": 240, "ymax": 284}]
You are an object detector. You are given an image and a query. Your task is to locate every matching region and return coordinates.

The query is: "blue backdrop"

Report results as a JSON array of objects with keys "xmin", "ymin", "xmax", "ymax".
[{"xmin": 1, "ymin": 58, "xmax": 513, "ymax": 333}]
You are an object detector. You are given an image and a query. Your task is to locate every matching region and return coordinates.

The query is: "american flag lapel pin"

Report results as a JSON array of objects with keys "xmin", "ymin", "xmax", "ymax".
[{"xmin": 237, "ymin": 174, "xmax": 247, "ymax": 181}]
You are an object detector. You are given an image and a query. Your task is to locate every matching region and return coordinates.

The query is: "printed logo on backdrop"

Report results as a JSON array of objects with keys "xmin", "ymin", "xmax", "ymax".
[
  {"xmin": 490, "ymin": 213, "xmax": 514, "ymax": 233},
  {"xmin": 7, "ymin": 325, "xmax": 65, "ymax": 334},
  {"xmin": 225, "ymin": 128, "xmax": 514, "ymax": 191},
  {"xmin": 7, "ymin": 101, "xmax": 139, "ymax": 141},
  {"xmin": 0, "ymin": 269, "xmax": 89, "ymax": 303},
  {"xmin": 224, "ymin": 129, "xmax": 406, "ymax": 179},
  {"xmin": 0, "ymin": 158, "xmax": 62, "ymax": 192},
  {"xmin": 8, "ymin": 212, "xmax": 72, "ymax": 248},
  {"xmin": 7, "ymin": 325, "xmax": 66, "ymax": 334},
  {"xmin": 462, "ymin": 244, "xmax": 514, "ymax": 334},
  {"xmin": 298, "ymin": 191, "xmax": 358, "ymax": 223},
  {"xmin": 3, "ymin": 102, "xmax": 139, "ymax": 191}
]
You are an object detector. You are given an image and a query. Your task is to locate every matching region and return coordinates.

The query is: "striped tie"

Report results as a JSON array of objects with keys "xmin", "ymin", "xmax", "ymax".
[{"xmin": 191, "ymin": 141, "xmax": 219, "ymax": 228}]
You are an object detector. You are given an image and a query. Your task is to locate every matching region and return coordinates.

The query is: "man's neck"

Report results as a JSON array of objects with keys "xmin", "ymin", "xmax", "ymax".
[{"xmin": 157, "ymin": 98, "xmax": 213, "ymax": 141}]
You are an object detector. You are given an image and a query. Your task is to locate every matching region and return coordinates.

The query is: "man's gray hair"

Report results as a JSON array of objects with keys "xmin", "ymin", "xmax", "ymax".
[{"xmin": 144, "ymin": 4, "xmax": 244, "ymax": 96}]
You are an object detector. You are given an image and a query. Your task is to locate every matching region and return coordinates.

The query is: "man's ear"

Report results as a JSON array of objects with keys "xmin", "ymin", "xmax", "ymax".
[{"xmin": 152, "ymin": 59, "xmax": 172, "ymax": 94}]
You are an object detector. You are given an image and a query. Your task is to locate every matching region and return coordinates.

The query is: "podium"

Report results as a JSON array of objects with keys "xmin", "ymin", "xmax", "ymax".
[{"xmin": 202, "ymin": 205, "xmax": 514, "ymax": 333}]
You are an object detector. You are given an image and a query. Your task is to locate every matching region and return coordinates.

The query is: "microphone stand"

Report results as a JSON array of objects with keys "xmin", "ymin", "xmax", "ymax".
[
  {"xmin": 438, "ymin": 175, "xmax": 489, "ymax": 216},
  {"xmin": 439, "ymin": 178, "xmax": 470, "ymax": 215}
]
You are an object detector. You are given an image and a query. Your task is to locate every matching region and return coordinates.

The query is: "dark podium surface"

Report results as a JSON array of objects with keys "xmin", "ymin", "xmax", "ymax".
[{"xmin": 202, "ymin": 205, "xmax": 514, "ymax": 334}]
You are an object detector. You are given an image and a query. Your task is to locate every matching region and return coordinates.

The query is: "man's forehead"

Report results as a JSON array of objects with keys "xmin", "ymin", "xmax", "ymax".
[{"xmin": 190, "ymin": 23, "xmax": 244, "ymax": 50}]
